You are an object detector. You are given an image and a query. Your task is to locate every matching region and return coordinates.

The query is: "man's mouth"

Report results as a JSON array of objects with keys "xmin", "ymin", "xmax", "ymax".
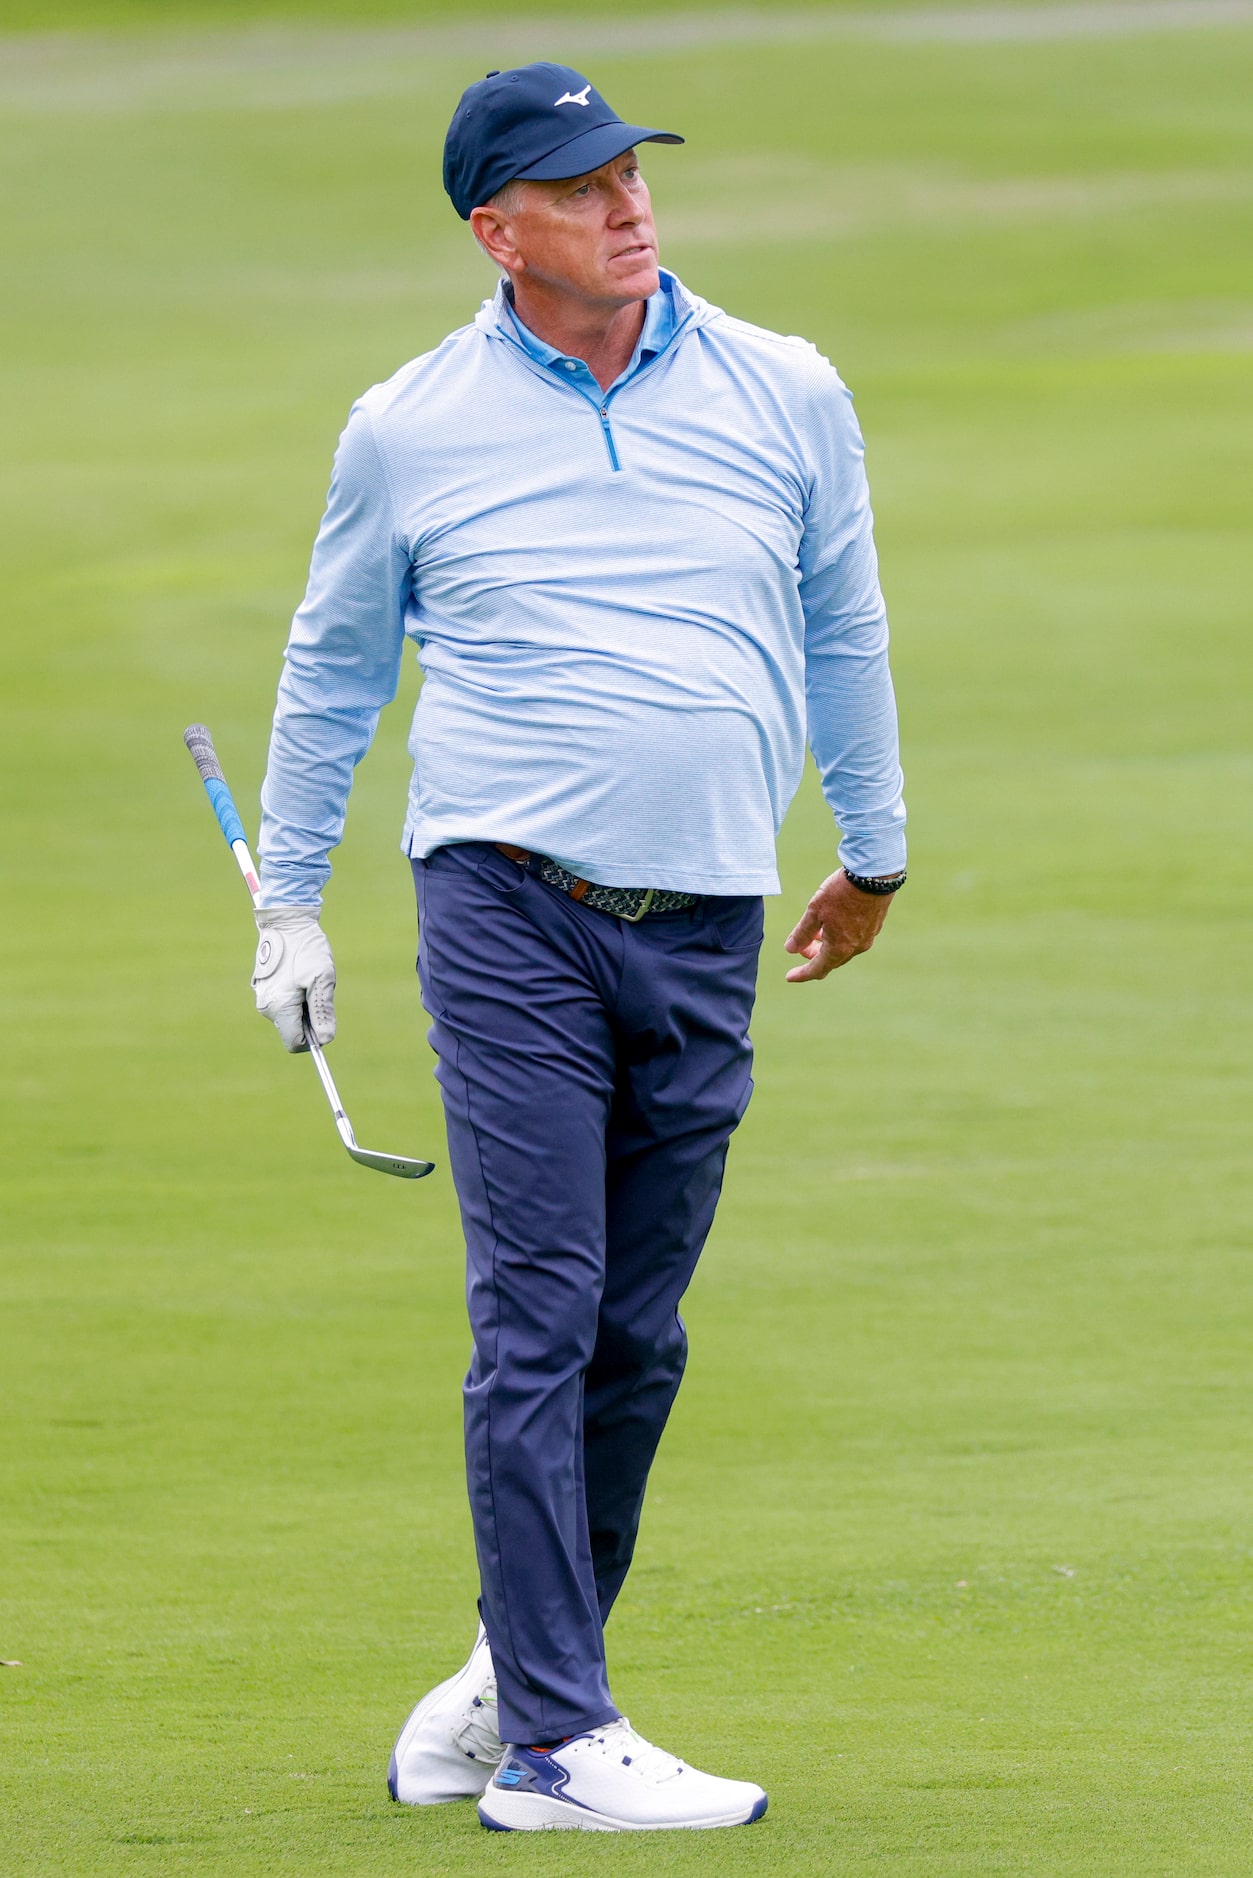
[{"xmin": 611, "ymin": 242, "xmax": 654, "ymax": 262}]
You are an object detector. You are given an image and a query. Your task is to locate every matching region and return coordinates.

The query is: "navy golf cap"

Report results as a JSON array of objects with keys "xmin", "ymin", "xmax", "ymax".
[{"xmin": 443, "ymin": 62, "xmax": 683, "ymax": 221}]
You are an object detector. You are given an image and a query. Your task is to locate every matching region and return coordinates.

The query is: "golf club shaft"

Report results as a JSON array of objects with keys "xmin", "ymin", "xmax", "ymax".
[
  {"xmin": 182, "ymin": 723, "xmax": 431, "ymax": 1178},
  {"xmin": 220, "ymin": 826, "xmax": 355, "ymax": 1129}
]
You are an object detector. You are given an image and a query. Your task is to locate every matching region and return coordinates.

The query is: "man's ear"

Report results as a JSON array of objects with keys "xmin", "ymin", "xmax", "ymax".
[{"xmin": 470, "ymin": 206, "xmax": 520, "ymax": 273}]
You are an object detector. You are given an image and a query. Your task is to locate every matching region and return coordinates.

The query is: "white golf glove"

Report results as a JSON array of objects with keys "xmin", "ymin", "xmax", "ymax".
[{"xmin": 252, "ymin": 906, "xmax": 336, "ymax": 1054}]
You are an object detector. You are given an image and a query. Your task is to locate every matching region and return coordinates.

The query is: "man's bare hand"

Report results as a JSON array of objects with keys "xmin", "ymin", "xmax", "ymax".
[{"xmin": 784, "ymin": 869, "xmax": 896, "ymax": 983}]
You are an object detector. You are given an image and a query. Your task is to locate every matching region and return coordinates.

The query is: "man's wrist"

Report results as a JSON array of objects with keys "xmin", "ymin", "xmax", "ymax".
[
  {"xmin": 255, "ymin": 903, "xmax": 323, "ymax": 928},
  {"xmin": 841, "ymin": 866, "xmax": 907, "ymax": 897}
]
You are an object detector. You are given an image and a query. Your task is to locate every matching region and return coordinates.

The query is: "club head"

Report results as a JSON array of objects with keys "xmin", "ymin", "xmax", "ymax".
[
  {"xmin": 345, "ymin": 1143, "xmax": 435, "ymax": 1180},
  {"xmin": 305, "ymin": 1038, "xmax": 435, "ymax": 1181}
]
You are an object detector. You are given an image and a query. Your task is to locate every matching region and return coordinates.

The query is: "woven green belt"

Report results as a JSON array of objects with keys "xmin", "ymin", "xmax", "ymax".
[{"xmin": 536, "ymin": 858, "xmax": 698, "ymax": 923}]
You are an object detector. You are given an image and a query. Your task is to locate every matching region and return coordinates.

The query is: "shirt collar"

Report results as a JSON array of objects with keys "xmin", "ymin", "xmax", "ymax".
[{"xmin": 496, "ymin": 271, "xmax": 679, "ymax": 388}]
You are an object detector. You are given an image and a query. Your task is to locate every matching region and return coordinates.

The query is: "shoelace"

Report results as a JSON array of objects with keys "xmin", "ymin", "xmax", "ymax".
[
  {"xmin": 452, "ymin": 1675, "xmax": 501, "ymax": 1762},
  {"xmin": 581, "ymin": 1717, "xmax": 685, "ymax": 1784}
]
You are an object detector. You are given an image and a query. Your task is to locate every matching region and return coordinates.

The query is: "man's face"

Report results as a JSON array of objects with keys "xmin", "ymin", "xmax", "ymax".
[{"xmin": 478, "ymin": 151, "xmax": 660, "ymax": 308}]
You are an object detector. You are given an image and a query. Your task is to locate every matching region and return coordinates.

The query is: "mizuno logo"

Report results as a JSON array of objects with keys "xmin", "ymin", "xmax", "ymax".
[{"xmin": 555, "ymin": 85, "xmax": 591, "ymax": 107}]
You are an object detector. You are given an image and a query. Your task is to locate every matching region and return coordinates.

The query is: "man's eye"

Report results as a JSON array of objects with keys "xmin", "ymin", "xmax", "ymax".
[
  {"xmin": 573, "ymin": 184, "xmax": 591, "ymax": 197},
  {"xmin": 623, "ymin": 168, "xmax": 638, "ymax": 181}
]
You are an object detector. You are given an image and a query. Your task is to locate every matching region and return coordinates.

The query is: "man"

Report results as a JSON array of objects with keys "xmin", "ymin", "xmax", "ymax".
[{"xmin": 252, "ymin": 63, "xmax": 905, "ymax": 1834}]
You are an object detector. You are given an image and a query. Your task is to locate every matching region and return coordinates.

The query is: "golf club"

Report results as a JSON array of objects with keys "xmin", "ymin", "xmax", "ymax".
[{"xmin": 183, "ymin": 723, "xmax": 435, "ymax": 1181}]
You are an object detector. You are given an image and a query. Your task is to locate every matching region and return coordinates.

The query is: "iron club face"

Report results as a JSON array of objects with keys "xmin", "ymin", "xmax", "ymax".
[
  {"xmin": 307, "ymin": 1037, "xmax": 434, "ymax": 1180},
  {"xmin": 345, "ymin": 1141, "xmax": 436, "ymax": 1180}
]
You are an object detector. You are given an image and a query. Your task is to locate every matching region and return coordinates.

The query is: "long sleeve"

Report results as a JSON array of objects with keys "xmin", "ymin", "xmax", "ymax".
[
  {"xmin": 258, "ymin": 400, "xmax": 412, "ymax": 907},
  {"xmin": 798, "ymin": 375, "xmax": 906, "ymax": 878}
]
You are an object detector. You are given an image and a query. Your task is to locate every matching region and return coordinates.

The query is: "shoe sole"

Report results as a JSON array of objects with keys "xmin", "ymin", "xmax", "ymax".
[
  {"xmin": 478, "ymin": 1790, "xmax": 768, "ymax": 1832},
  {"xmin": 388, "ymin": 1636, "xmax": 499, "ymax": 1805}
]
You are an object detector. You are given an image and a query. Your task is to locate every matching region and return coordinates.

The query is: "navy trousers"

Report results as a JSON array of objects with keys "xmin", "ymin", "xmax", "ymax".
[{"xmin": 412, "ymin": 842, "xmax": 762, "ymax": 1746}]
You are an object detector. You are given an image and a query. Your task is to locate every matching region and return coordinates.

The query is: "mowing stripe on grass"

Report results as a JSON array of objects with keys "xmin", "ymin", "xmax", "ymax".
[{"xmin": 5, "ymin": 3, "xmax": 1253, "ymax": 115}]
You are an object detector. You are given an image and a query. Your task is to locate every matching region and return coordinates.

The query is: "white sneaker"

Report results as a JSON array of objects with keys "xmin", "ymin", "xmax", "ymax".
[
  {"xmin": 388, "ymin": 1624, "xmax": 503, "ymax": 1804},
  {"xmin": 477, "ymin": 1717, "xmax": 767, "ymax": 1832}
]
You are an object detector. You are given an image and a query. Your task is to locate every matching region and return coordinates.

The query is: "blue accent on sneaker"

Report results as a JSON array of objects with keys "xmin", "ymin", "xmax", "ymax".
[
  {"xmin": 748, "ymin": 1793, "xmax": 769, "ymax": 1823},
  {"xmin": 386, "ymin": 1749, "xmax": 399, "ymax": 1802},
  {"xmin": 478, "ymin": 1806, "xmax": 512, "ymax": 1830},
  {"xmin": 489, "ymin": 1746, "xmax": 572, "ymax": 1800}
]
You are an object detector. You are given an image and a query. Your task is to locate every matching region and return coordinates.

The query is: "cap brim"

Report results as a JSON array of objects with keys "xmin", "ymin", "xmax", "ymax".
[{"xmin": 515, "ymin": 122, "xmax": 683, "ymax": 184}]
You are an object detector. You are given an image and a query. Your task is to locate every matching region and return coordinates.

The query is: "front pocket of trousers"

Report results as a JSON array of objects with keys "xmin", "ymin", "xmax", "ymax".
[
  {"xmin": 473, "ymin": 845, "xmax": 528, "ymax": 895},
  {"xmin": 706, "ymin": 899, "xmax": 765, "ymax": 954}
]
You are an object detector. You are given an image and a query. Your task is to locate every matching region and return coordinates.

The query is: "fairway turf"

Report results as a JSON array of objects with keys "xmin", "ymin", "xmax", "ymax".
[{"xmin": 3, "ymin": 5, "xmax": 1253, "ymax": 1874}]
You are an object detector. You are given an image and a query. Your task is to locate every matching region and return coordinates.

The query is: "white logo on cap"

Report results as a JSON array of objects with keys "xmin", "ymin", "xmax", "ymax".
[{"xmin": 554, "ymin": 85, "xmax": 591, "ymax": 107}]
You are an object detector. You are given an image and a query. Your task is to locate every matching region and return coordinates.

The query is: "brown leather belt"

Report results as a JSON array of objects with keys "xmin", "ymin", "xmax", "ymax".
[{"xmin": 496, "ymin": 845, "xmax": 698, "ymax": 923}]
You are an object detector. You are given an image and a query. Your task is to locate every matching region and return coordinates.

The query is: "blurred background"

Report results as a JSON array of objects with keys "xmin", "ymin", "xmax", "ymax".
[{"xmin": 2, "ymin": 3, "xmax": 1251, "ymax": 1872}]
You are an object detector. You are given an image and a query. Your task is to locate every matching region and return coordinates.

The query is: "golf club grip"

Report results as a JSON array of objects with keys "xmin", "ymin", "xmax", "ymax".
[
  {"xmin": 184, "ymin": 721, "xmax": 227, "ymax": 782},
  {"xmin": 183, "ymin": 723, "xmax": 248, "ymax": 848}
]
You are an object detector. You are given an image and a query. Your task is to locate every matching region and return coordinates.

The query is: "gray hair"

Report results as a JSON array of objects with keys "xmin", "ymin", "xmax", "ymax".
[{"xmin": 473, "ymin": 179, "xmax": 529, "ymax": 272}]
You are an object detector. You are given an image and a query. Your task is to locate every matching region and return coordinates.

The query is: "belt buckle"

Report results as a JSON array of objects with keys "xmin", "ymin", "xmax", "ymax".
[{"xmin": 618, "ymin": 887, "xmax": 655, "ymax": 924}]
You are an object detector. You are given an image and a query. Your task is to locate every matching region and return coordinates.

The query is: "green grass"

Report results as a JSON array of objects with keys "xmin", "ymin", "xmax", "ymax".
[
  {"xmin": 3, "ymin": 5, "xmax": 1253, "ymax": 1873},
  {"xmin": 0, "ymin": 0, "xmax": 1089, "ymax": 32}
]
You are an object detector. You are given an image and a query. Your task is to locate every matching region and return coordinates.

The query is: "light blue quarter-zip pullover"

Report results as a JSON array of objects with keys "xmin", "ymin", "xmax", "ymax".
[{"xmin": 259, "ymin": 270, "xmax": 905, "ymax": 903}]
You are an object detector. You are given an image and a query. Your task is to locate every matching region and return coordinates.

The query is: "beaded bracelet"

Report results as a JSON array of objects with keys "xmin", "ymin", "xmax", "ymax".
[{"xmin": 843, "ymin": 868, "xmax": 907, "ymax": 896}]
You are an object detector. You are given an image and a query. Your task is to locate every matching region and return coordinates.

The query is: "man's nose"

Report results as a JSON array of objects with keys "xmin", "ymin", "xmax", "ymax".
[{"xmin": 607, "ymin": 181, "xmax": 642, "ymax": 224}]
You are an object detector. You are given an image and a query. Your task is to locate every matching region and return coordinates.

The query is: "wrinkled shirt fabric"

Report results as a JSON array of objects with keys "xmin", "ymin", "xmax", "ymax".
[{"xmin": 259, "ymin": 270, "xmax": 905, "ymax": 903}]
